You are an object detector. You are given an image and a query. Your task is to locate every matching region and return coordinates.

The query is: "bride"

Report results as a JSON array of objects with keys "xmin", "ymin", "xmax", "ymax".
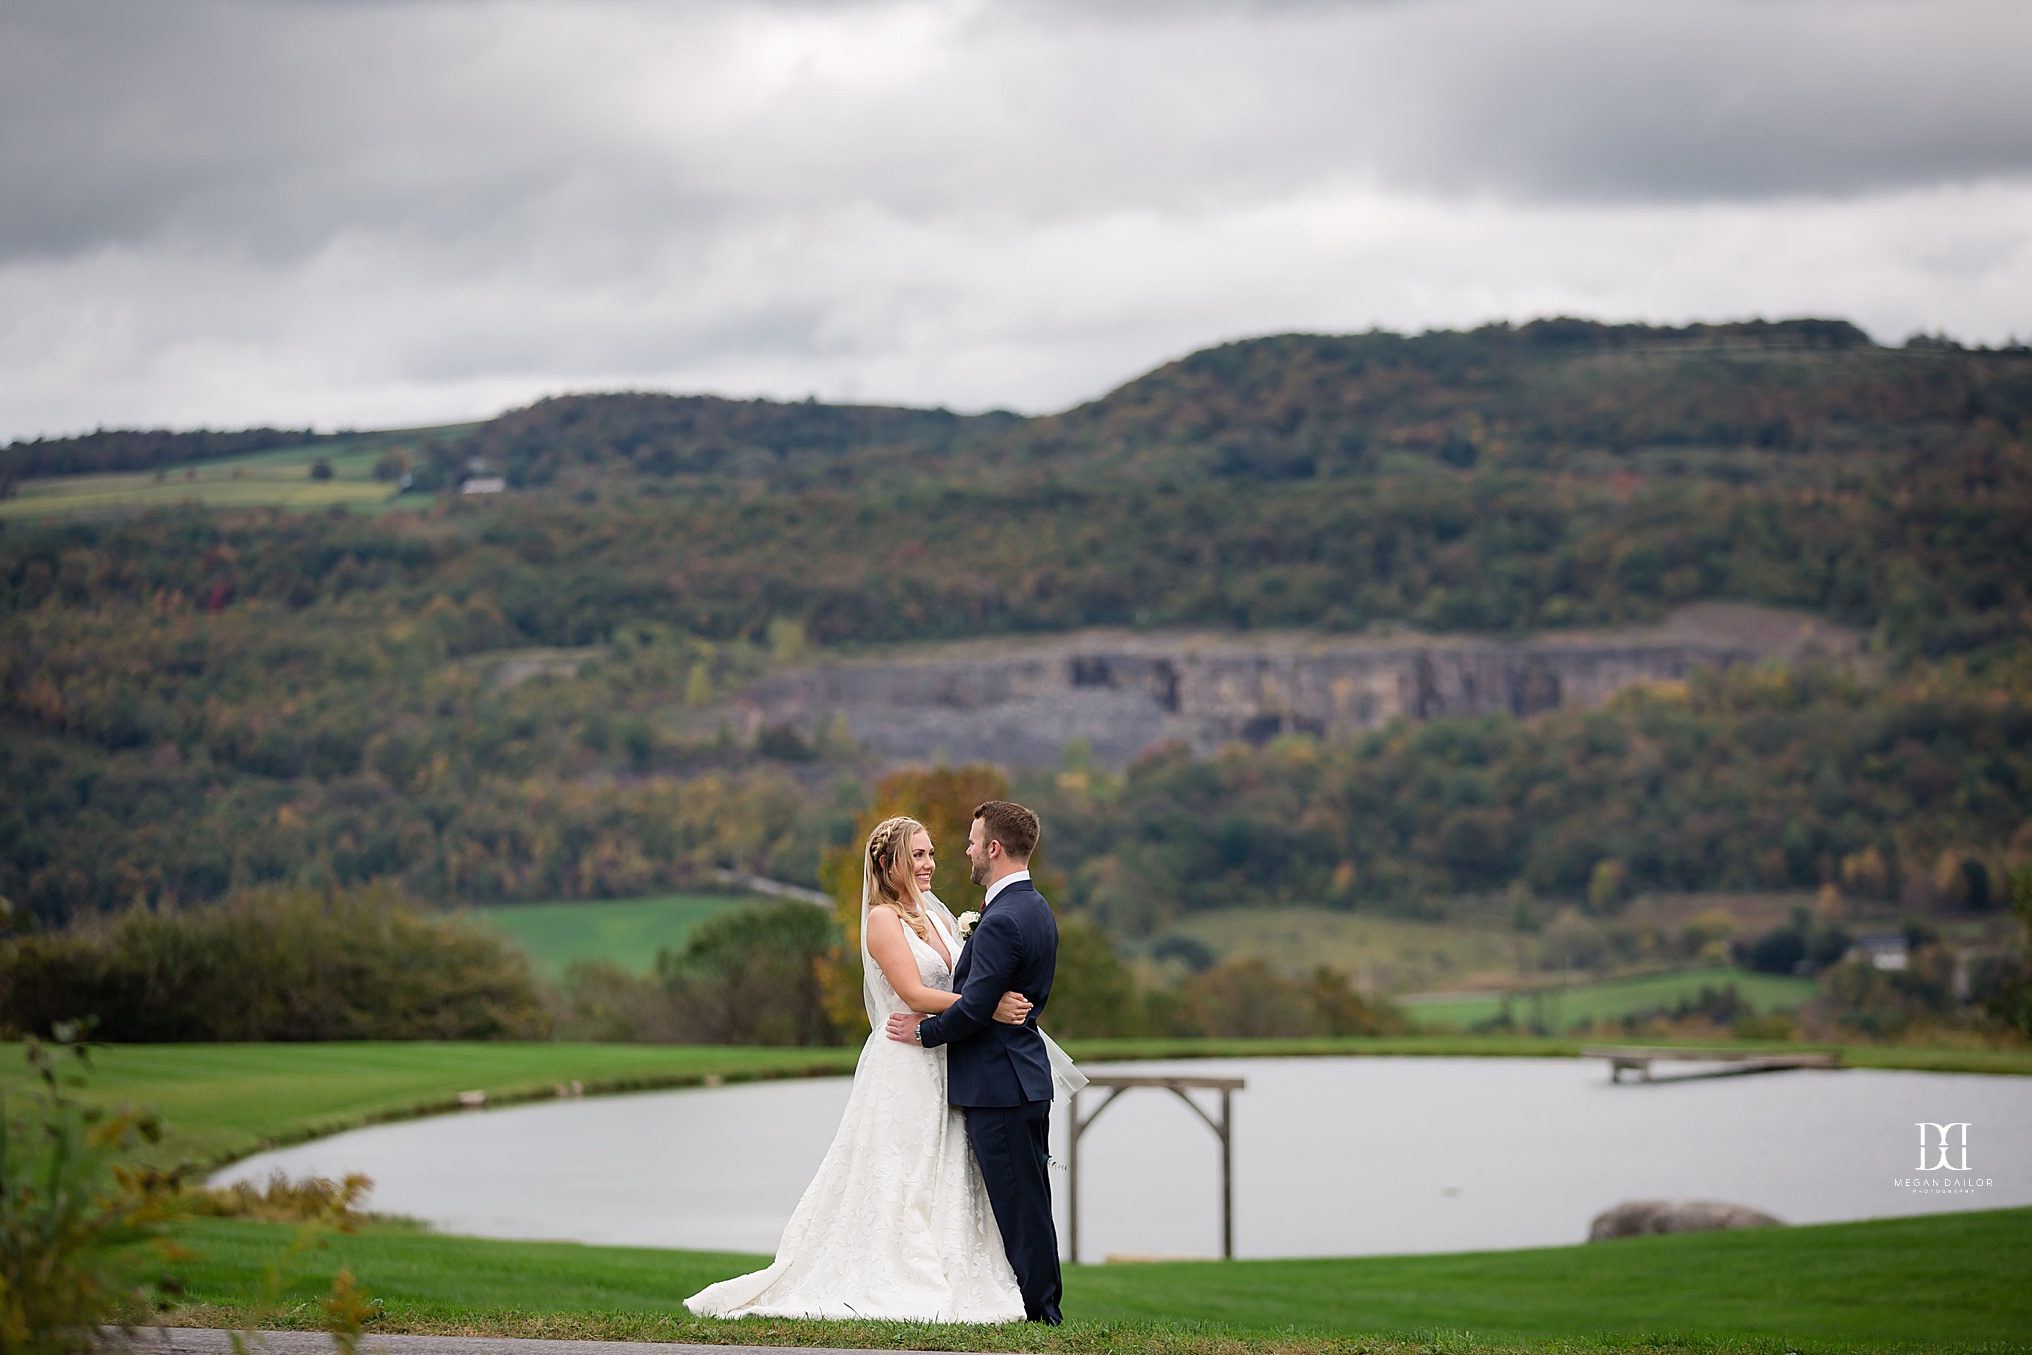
[{"xmin": 685, "ymin": 815, "xmax": 1037, "ymax": 1322}]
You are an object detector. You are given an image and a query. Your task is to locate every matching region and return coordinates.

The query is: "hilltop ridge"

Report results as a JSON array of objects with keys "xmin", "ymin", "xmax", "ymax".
[
  {"xmin": 9, "ymin": 316, "xmax": 2029, "ymax": 494},
  {"xmin": 415, "ymin": 316, "xmax": 2032, "ymax": 492}
]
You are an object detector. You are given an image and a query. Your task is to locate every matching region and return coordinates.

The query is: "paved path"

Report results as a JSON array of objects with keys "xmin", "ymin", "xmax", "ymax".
[{"xmin": 130, "ymin": 1331, "xmax": 981, "ymax": 1355}]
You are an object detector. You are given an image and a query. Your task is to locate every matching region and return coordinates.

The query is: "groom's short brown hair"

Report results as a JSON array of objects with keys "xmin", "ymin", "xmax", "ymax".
[{"xmin": 973, "ymin": 800, "xmax": 1040, "ymax": 861}]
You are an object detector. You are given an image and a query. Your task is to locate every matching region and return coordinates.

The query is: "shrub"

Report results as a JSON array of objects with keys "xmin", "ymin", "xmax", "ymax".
[
  {"xmin": 1149, "ymin": 934, "xmax": 1218, "ymax": 973},
  {"xmin": 1742, "ymin": 906, "xmax": 1851, "ymax": 977},
  {"xmin": 1679, "ymin": 907, "xmax": 1738, "ymax": 964},
  {"xmin": 655, "ymin": 900, "xmax": 838, "ymax": 1045},
  {"xmin": 1151, "ymin": 958, "xmax": 1405, "ymax": 1038},
  {"xmin": 1043, "ymin": 917, "xmax": 1146, "ymax": 1038},
  {"xmin": 0, "ymin": 884, "xmax": 551, "ymax": 1041},
  {"xmin": 1745, "ymin": 926, "xmax": 1807, "ymax": 975},
  {"xmin": 1813, "ymin": 944, "xmax": 1960, "ymax": 1039},
  {"xmin": 756, "ymin": 723, "xmax": 816, "ymax": 762},
  {"xmin": 1541, "ymin": 907, "xmax": 1609, "ymax": 971},
  {"xmin": 186, "ymin": 1170, "xmax": 373, "ymax": 1226},
  {"xmin": 548, "ymin": 906, "xmax": 846, "ymax": 1046},
  {"xmin": 1979, "ymin": 865, "xmax": 2032, "ymax": 1038},
  {"xmin": 181, "ymin": 1170, "xmax": 384, "ymax": 1350},
  {"xmin": 551, "ymin": 958, "xmax": 690, "ymax": 1044},
  {"xmin": 0, "ymin": 1035, "xmax": 183, "ymax": 1355}
]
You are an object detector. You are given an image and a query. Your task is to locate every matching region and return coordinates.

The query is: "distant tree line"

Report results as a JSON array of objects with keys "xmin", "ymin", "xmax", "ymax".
[
  {"xmin": 427, "ymin": 391, "xmax": 1020, "ymax": 493},
  {"xmin": 12, "ymin": 317, "xmax": 2028, "ymax": 500},
  {"xmin": 0, "ymin": 427, "xmax": 333, "ymax": 482},
  {"xmin": 6, "ymin": 414, "xmax": 2028, "ymax": 653},
  {"xmin": 3, "ymin": 809, "xmax": 2023, "ymax": 1047}
]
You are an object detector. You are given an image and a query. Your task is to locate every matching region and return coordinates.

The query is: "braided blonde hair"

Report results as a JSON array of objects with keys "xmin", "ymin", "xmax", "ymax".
[{"xmin": 864, "ymin": 815, "xmax": 934, "ymax": 945}]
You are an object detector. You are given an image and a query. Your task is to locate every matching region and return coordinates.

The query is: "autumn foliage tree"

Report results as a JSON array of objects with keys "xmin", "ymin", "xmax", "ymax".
[{"xmin": 816, "ymin": 764, "xmax": 1012, "ymax": 1039}]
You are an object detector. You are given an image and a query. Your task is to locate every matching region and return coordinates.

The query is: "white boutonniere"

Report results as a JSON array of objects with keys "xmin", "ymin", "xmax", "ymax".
[{"xmin": 956, "ymin": 910, "xmax": 981, "ymax": 938}]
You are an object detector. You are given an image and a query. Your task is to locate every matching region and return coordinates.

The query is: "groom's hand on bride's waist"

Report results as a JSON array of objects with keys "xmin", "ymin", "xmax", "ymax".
[{"xmin": 885, "ymin": 1011, "xmax": 927, "ymax": 1043}]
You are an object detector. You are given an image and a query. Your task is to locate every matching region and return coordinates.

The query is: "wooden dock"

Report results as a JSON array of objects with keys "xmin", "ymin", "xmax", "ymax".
[{"xmin": 1582, "ymin": 1045, "xmax": 1842, "ymax": 1082}]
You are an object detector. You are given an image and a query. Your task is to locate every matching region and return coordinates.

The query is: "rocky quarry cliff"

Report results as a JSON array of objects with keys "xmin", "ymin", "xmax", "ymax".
[{"xmin": 714, "ymin": 603, "xmax": 1860, "ymax": 769}]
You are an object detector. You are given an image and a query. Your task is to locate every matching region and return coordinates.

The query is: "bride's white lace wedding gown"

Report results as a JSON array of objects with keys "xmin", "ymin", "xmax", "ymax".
[{"xmin": 684, "ymin": 894, "xmax": 1027, "ymax": 1322}]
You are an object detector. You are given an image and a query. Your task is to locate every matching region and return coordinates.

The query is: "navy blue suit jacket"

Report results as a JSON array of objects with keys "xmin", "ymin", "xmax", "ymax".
[{"xmin": 918, "ymin": 878, "xmax": 1057, "ymax": 1107}]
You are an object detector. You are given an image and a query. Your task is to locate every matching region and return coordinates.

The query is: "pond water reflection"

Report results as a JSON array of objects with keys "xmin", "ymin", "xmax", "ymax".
[{"xmin": 214, "ymin": 1057, "xmax": 2030, "ymax": 1258}]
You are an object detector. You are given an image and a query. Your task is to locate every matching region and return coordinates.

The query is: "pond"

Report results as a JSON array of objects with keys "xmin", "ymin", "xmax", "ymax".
[{"xmin": 213, "ymin": 1056, "xmax": 2030, "ymax": 1260}]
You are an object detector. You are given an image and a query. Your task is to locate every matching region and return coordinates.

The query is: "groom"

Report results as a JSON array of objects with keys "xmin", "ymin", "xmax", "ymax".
[{"xmin": 886, "ymin": 800, "xmax": 1062, "ymax": 1324}]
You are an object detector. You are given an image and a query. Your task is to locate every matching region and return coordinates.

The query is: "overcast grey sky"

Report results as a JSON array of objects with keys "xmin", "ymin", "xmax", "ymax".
[{"xmin": 2, "ymin": 0, "xmax": 2028, "ymax": 440}]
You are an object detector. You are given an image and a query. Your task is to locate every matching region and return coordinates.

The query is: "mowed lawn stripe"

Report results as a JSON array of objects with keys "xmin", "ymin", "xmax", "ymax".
[
  {"xmin": 1063, "ymin": 1207, "xmax": 2032, "ymax": 1342},
  {"xmin": 164, "ymin": 1208, "xmax": 2032, "ymax": 1348},
  {"xmin": 172, "ymin": 1219, "xmax": 754, "ymax": 1317},
  {"xmin": 0, "ymin": 1042, "xmax": 858, "ymax": 1169}
]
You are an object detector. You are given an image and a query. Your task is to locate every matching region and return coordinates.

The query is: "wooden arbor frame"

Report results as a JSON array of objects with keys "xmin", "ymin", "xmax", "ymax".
[{"xmin": 1066, "ymin": 1073, "xmax": 1245, "ymax": 1263}]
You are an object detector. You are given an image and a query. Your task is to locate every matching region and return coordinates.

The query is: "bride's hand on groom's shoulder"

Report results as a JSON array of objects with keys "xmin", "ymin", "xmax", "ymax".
[{"xmin": 994, "ymin": 991, "xmax": 1032, "ymax": 1025}]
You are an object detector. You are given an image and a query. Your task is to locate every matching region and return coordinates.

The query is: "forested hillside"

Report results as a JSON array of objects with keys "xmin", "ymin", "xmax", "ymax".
[
  {"xmin": 2, "ymin": 319, "xmax": 2028, "ymax": 936},
  {"xmin": 1032, "ymin": 320, "xmax": 2015, "ymax": 476},
  {"xmin": 1038, "ymin": 664, "xmax": 2031, "ymax": 932}
]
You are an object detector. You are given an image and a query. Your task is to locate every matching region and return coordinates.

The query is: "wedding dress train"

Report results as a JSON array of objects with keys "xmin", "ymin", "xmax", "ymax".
[{"xmin": 684, "ymin": 894, "xmax": 1028, "ymax": 1322}]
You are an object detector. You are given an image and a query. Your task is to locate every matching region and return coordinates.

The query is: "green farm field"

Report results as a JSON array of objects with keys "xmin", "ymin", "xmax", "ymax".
[
  {"xmin": 163, "ymin": 1207, "xmax": 2032, "ymax": 1351},
  {"xmin": 1150, "ymin": 906, "xmax": 1522, "ymax": 995},
  {"xmin": 472, "ymin": 893, "xmax": 753, "ymax": 977},
  {"xmin": 0, "ymin": 423, "xmax": 475, "ymax": 521},
  {"xmin": 1403, "ymin": 966, "xmax": 1820, "ymax": 1031}
]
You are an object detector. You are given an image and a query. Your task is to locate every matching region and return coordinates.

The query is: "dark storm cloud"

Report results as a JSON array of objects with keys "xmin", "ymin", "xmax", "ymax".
[
  {"xmin": 0, "ymin": 2, "xmax": 672, "ymax": 261},
  {"xmin": 1355, "ymin": 1, "xmax": 2032, "ymax": 201},
  {"xmin": 0, "ymin": 0, "xmax": 2025, "ymax": 437},
  {"xmin": 4, "ymin": 0, "xmax": 2026, "ymax": 264}
]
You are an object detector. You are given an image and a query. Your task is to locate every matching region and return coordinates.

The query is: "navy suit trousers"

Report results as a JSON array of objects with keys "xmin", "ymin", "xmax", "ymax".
[{"xmin": 963, "ymin": 1099, "xmax": 1062, "ymax": 1324}]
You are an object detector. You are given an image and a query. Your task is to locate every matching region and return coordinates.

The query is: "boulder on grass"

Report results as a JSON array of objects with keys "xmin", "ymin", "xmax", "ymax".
[{"xmin": 1588, "ymin": 1199, "xmax": 1782, "ymax": 1241}]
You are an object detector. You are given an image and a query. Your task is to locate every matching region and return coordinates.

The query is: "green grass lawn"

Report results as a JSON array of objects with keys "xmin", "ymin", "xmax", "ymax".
[
  {"xmin": 1403, "ymin": 967, "xmax": 1819, "ymax": 1031},
  {"xmin": 472, "ymin": 893, "xmax": 753, "ymax": 977},
  {"xmin": 161, "ymin": 1208, "xmax": 2032, "ymax": 1351},
  {"xmin": 0, "ymin": 1043, "xmax": 858, "ymax": 1170}
]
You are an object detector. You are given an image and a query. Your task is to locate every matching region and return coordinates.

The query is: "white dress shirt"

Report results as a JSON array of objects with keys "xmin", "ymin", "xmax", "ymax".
[{"xmin": 982, "ymin": 868, "xmax": 1030, "ymax": 909}]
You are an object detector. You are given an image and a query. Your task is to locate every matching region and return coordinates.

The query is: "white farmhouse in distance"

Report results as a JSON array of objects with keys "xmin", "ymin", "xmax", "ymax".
[{"xmin": 1851, "ymin": 933, "xmax": 1909, "ymax": 971}]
